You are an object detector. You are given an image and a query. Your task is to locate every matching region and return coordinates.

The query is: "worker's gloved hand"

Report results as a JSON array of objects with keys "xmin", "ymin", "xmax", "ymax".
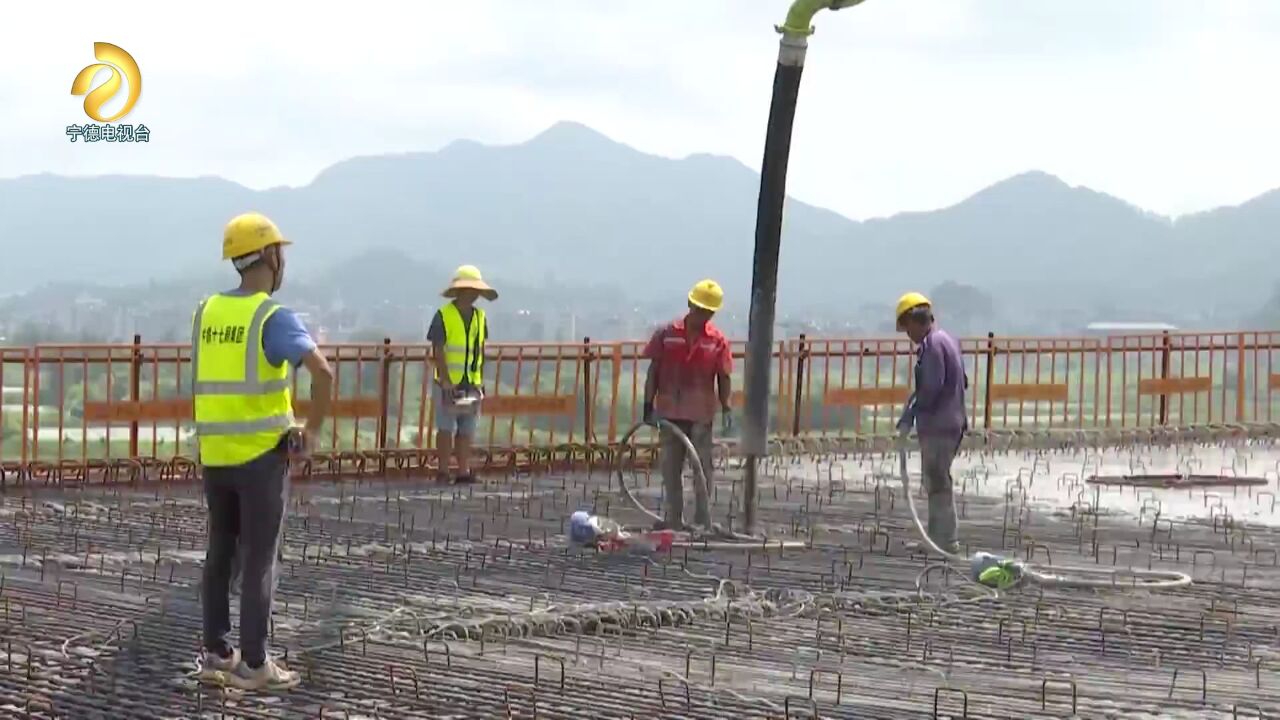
[
  {"xmin": 642, "ymin": 400, "xmax": 655, "ymax": 425},
  {"xmin": 721, "ymin": 408, "xmax": 733, "ymax": 434}
]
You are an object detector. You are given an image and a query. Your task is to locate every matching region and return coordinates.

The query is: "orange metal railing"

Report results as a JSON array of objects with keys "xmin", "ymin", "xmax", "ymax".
[{"xmin": 1, "ymin": 330, "xmax": 1278, "ymax": 484}]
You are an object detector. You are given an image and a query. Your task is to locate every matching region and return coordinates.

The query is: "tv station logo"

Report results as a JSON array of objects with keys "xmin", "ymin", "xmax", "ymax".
[{"xmin": 67, "ymin": 42, "xmax": 150, "ymax": 143}]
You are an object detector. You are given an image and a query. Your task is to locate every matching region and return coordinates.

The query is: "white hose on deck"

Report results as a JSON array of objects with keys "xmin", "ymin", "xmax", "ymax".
[
  {"xmin": 897, "ymin": 444, "xmax": 1192, "ymax": 590},
  {"xmin": 615, "ymin": 419, "xmax": 709, "ymax": 527},
  {"xmin": 613, "ymin": 419, "xmax": 769, "ymax": 544}
]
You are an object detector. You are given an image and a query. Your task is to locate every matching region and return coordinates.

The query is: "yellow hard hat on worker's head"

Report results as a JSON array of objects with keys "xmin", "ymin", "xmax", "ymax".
[
  {"xmin": 688, "ymin": 279, "xmax": 724, "ymax": 313},
  {"xmin": 222, "ymin": 212, "xmax": 290, "ymax": 261},
  {"xmin": 895, "ymin": 291, "xmax": 931, "ymax": 328}
]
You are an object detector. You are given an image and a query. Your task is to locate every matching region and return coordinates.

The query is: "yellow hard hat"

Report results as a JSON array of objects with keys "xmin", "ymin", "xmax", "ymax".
[
  {"xmin": 222, "ymin": 212, "xmax": 290, "ymax": 261},
  {"xmin": 895, "ymin": 291, "xmax": 931, "ymax": 326},
  {"xmin": 688, "ymin": 279, "xmax": 724, "ymax": 312}
]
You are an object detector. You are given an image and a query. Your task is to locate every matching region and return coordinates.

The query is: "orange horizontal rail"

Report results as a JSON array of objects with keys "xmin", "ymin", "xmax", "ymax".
[
  {"xmin": 824, "ymin": 387, "xmax": 911, "ymax": 407},
  {"xmin": 482, "ymin": 394, "xmax": 576, "ymax": 417},
  {"xmin": 1138, "ymin": 377, "xmax": 1213, "ymax": 396},
  {"xmin": 296, "ymin": 397, "xmax": 381, "ymax": 417},
  {"xmin": 988, "ymin": 383, "xmax": 1069, "ymax": 403},
  {"xmin": 82, "ymin": 399, "xmax": 192, "ymax": 422}
]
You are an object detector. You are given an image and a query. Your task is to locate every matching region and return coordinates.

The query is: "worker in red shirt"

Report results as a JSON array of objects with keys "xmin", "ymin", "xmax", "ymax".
[{"xmin": 642, "ymin": 279, "xmax": 733, "ymax": 529}]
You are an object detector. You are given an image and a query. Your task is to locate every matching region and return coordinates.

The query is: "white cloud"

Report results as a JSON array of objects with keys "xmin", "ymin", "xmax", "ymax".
[{"xmin": 1, "ymin": 0, "xmax": 1278, "ymax": 219}]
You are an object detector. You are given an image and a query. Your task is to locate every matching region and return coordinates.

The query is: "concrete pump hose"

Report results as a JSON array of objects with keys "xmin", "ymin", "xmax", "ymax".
[{"xmin": 897, "ymin": 443, "xmax": 1192, "ymax": 591}]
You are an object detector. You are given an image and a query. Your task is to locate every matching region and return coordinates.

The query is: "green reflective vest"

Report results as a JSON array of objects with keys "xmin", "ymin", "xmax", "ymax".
[
  {"xmin": 192, "ymin": 293, "xmax": 293, "ymax": 467},
  {"xmin": 436, "ymin": 302, "xmax": 485, "ymax": 387}
]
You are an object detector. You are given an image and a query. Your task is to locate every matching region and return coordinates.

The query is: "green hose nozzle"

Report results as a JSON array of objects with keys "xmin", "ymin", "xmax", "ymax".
[
  {"xmin": 971, "ymin": 552, "xmax": 1024, "ymax": 590},
  {"xmin": 778, "ymin": 0, "xmax": 871, "ymax": 37}
]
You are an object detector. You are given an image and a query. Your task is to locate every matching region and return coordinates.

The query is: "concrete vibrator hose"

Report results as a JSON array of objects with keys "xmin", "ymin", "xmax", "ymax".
[
  {"xmin": 896, "ymin": 443, "xmax": 1193, "ymax": 591},
  {"xmin": 613, "ymin": 419, "xmax": 804, "ymax": 549},
  {"xmin": 614, "ymin": 418, "xmax": 708, "ymax": 528},
  {"xmin": 612, "ymin": 420, "xmax": 1192, "ymax": 583}
]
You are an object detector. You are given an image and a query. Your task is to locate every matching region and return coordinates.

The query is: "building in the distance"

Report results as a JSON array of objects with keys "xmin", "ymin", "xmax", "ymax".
[{"xmin": 1084, "ymin": 322, "xmax": 1178, "ymax": 336}]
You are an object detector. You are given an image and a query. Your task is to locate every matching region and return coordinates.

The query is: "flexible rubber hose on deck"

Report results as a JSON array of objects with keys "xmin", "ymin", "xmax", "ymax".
[
  {"xmin": 612, "ymin": 420, "xmax": 789, "ymax": 546},
  {"xmin": 897, "ymin": 444, "xmax": 1192, "ymax": 590},
  {"xmin": 615, "ymin": 419, "xmax": 712, "ymax": 528}
]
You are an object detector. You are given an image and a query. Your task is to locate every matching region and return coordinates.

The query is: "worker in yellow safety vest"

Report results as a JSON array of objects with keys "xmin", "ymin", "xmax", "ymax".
[
  {"xmin": 193, "ymin": 212, "xmax": 333, "ymax": 691},
  {"xmin": 428, "ymin": 265, "xmax": 497, "ymax": 484}
]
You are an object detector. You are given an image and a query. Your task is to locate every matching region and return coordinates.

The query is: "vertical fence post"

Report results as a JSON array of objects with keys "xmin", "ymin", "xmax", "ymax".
[
  {"xmin": 1158, "ymin": 331, "xmax": 1171, "ymax": 426},
  {"xmin": 129, "ymin": 334, "xmax": 141, "ymax": 459},
  {"xmin": 1103, "ymin": 337, "xmax": 1114, "ymax": 428},
  {"xmin": 1236, "ymin": 333, "xmax": 1247, "ymax": 423},
  {"xmin": 30, "ymin": 348, "xmax": 40, "ymax": 463},
  {"xmin": 377, "ymin": 338, "xmax": 392, "ymax": 473},
  {"xmin": 983, "ymin": 332, "xmax": 996, "ymax": 429},
  {"xmin": 20, "ymin": 349, "xmax": 31, "ymax": 465},
  {"xmin": 606, "ymin": 343, "xmax": 622, "ymax": 444},
  {"xmin": 581, "ymin": 337, "xmax": 593, "ymax": 443},
  {"xmin": 791, "ymin": 334, "xmax": 807, "ymax": 436},
  {"xmin": 775, "ymin": 339, "xmax": 787, "ymax": 436}
]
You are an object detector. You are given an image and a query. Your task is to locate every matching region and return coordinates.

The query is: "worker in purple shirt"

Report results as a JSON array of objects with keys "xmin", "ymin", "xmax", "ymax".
[{"xmin": 895, "ymin": 292, "xmax": 968, "ymax": 555}]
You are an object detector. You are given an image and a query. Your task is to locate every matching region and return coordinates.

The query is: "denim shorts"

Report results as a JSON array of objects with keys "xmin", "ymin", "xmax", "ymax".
[{"xmin": 433, "ymin": 384, "xmax": 480, "ymax": 438}]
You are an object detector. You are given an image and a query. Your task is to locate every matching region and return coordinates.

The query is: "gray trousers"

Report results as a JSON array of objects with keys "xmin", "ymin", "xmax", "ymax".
[
  {"xmin": 919, "ymin": 434, "xmax": 961, "ymax": 549},
  {"xmin": 659, "ymin": 420, "xmax": 713, "ymax": 527},
  {"xmin": 202, "ymin": 444, "xmax": 290, "ymax": 668}
]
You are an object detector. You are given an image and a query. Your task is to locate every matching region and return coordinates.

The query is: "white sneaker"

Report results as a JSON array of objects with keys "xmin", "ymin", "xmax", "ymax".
[
  {"xmin": 200, "ymin": 647, "xmax": 240, "ymax": 673},
  {"xmin": 230, "ymin": 657, "xmax": 301, "ymax": 691}
]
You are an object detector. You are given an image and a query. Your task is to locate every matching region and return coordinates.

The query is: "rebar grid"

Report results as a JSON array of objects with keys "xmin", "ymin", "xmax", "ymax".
[{"xmin": 2, "ymin": 434, "xmax": 1279, "ymax": 718}]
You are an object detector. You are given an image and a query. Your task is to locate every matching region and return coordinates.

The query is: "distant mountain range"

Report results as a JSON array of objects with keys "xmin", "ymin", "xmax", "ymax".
[{"xmin": 1, "ymin": 121, "xmax": 1275, "ymax": 323}]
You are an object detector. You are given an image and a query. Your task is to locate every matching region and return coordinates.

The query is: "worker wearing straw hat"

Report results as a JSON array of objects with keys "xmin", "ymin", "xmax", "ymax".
[{"xmin": 427, "ymin": 265, "xmax": 497, "ymax": 484}]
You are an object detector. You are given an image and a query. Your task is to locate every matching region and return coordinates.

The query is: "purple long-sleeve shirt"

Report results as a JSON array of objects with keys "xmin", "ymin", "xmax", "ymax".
[{"xmin": 899, "ymin": 327, "xmax": 968, "ymax": 437}]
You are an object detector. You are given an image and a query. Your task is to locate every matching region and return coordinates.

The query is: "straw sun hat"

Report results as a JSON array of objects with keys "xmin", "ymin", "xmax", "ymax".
[{"xmin": 442, "ymin": 264, "xmax": 498, "ymax": 301}]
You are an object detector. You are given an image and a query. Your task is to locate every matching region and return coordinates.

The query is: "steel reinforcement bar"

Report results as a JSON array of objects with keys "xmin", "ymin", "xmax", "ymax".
[{"xmin": 2, "ymin": 437, "xmax": 1280, "ymax": 718}]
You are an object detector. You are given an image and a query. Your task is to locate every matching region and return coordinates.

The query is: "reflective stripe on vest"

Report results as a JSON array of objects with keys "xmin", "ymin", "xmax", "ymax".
[
  {"xmin": 192, "ymin": 293, "xmax": 293, "ymax": 466},
  {"xmin": 196, "ymin": 415, "xmax": 293, "ymax": 436},
  {"xmin": 436, "ymin": 303, "xmax": 485, "ymax": 386}
]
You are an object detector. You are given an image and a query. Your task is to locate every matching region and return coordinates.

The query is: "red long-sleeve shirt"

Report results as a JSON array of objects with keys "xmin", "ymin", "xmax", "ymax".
[{"xmin": 643, "ymin": 318, "xmax": 733, "ymax": 424}]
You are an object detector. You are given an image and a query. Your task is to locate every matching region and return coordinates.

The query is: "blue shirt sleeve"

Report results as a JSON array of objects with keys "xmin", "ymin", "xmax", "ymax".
[
  {"xmin": 426, "ymin": 311, "xmax": 445, "ymax": 345},
  {"xmin": 261, "ymin": 307, "xmax": 317, "ymax": 368}
]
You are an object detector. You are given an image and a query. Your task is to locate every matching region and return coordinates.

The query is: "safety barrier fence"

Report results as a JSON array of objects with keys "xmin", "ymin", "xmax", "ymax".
[{"xmin": 0, "ymin": 331, "xmax": 1278, "ymax": 482}]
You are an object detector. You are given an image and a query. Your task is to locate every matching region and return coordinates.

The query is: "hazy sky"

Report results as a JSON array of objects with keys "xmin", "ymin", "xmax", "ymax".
[{"xmin": 2, "ymin": 1, "xmax": 1278, "ymax": 220}]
